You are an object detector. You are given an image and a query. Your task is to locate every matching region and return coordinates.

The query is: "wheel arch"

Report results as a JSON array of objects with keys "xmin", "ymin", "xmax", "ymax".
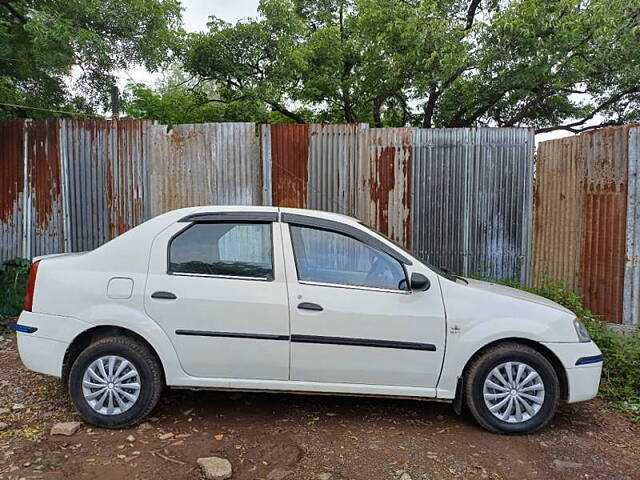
[
  {"xmin": 458, "ymin": 337, "xmax": 568, "ymax": 403},
  {"xmin": 62, "ymin": 326, "xmax": 166, "ymax": 388}
]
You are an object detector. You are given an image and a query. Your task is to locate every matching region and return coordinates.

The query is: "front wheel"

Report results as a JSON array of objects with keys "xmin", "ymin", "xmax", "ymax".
[
  {"xmin": 464, "ymin": 342, "xmax": 560, "ymax": 434},
  {"xmin": 68, "ymin": 336, "xmax": 163, "ymax": 428}
]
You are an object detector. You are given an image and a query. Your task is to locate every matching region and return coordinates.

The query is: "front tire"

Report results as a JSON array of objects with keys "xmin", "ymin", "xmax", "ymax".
[
  {"xmin": 464, "ymin": 342, "xmax": 560, "ymax": 434},
  {"xmin": 68, "ymin": 336, "xmax": 163, "ymax": 428}
]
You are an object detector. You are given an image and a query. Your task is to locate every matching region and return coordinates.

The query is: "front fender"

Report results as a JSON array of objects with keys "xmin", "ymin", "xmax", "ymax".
[{"xmin": 436, "ymin": 316, "xmax": 576, "ymax": 400}]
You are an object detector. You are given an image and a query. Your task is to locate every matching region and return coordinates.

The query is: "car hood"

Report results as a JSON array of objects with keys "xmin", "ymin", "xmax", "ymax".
[{"xmin": 461, "ymin": 278, "xmax": 574, "ymax": 315}]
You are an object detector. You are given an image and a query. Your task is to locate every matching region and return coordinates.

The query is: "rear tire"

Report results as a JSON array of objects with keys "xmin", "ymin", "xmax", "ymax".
[
  {"xmin": 464, "ymin": 342, "xmax": 560, "ymax": 434},
  {"xmin": 68, "ymin": 336, "xmax": 163, "ymax": 428}
]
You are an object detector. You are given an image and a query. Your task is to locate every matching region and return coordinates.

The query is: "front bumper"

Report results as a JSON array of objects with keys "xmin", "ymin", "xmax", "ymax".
[
  {"xmin": 16, "ymin": 311, "xmax": 91, "ymax": 378},
  {"xmin": 541, "ymin": 341, "xmax": 603, "ymax": 404}
]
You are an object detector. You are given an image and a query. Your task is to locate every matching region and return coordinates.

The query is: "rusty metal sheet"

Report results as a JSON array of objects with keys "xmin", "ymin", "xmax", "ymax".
[
  {"xmin": 580, "ymin": 127, "xmax": 629, "ymax": 324},
  {"xmin": 624, "ymin": 127, "xmax": 640, "ymax": 325},
  {"xmin": 110, "ymin": 120, "xmax": 148, "ymax": 236},
  {"xmin": 268, "ymin": 124, "xmax": 310, "ymax": 208},
  {"xmin": 58, "ymin": 119, "xmax": 150, "ymax": 251},
  {"xmin": 356, "ymin": 128, "xmax": 412, "ymax": 246},
  {"xmin": 533, "ymin": 136, "xmax": 585, "ymax": 290},
  {"xmin": 535, "ymin": 125, "xmax": 635, "ymax": 324},
  {"xmin": 0, "ymin": 119, "xmax": 26, "ymax": 260},
  {"xmin": 25, "ymin": 119, "xmax": 64, "ymax": 258},
  {"xmin": 307, "ymin": 124, "xmax": 364, "ymax": 215},
  {"xmin": 146, "ymin": 123, "xmax": 262, "ymax": 217},
  {"xmin": 60, "ymin": 119, "xmax": 112, "ymax": 251}
]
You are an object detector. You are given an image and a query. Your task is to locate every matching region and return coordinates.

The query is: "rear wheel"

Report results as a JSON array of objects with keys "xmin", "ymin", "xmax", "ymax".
[
  {"xmin": 68, "ymin": 336, "xmax": 163, "ymax": 428},
  {"xmin": 464, "ymin": 342, "xmax": 560, "ymax": 434}
]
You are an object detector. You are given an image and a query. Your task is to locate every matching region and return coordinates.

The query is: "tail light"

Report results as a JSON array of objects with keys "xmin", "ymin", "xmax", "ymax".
[{"xmin": 23, "ymin": 260, "xmax": 40, "ymax": 312}]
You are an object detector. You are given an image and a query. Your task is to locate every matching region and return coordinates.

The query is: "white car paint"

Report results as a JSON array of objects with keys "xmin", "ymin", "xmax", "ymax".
[{"xmin": 16, "ymin": 206, "xmax": 602, "ymax": 406}]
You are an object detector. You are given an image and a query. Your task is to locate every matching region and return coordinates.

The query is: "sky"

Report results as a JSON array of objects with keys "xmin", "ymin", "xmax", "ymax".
[{"xmin": 117, "ymin": 0, "xmax": 573, "ymax": 142}]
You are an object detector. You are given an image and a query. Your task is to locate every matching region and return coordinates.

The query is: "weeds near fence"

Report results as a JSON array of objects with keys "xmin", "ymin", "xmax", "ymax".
[
  {"xmin": 0, "ymin": 257, "xmax": 30, "ymax": 323},
  {"xmin": 492, "ymin": 278, "xmax": 640, "ymax": 421}
]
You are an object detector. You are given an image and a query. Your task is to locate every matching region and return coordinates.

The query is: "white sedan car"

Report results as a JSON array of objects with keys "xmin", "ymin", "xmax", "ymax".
[{"xmin": 16, "ymin": 206, "xmax": 603, "ymax": 434}]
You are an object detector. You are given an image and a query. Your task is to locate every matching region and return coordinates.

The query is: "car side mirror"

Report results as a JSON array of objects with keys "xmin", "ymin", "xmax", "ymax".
[{"xmin": 410, "ymin": 273, "xmax": 430, "ymax": 292}]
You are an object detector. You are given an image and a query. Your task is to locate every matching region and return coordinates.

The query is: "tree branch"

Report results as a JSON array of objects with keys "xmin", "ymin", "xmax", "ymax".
[
  {"xmin": 535, "ymin": 87, "xmax": 640, "ymax": 134},
  {"xmin": 448, "ymin": 90, "xmax": 505, "ymax": 127},
  {"xmin": 421, "ymin": 84, "xmax": 438, "ymax": 128},
  {"xmin": 465, "ymin": 0, "xmax": 482, "ymax": 31},
  {"xmin": 267, "ymin": 101, "xmax": 305, "ymax": 123}
]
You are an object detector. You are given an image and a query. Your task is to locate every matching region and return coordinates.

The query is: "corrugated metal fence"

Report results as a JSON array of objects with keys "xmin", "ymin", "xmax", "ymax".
[
  {"xmin": 1, "ymin": 119, "xmax": 534, "ymax": 284},
  {"xmin": 0, "ymin": 119, "xmax": 149, "ymax": 260},
  {"xmin": 533, "ymin": 125, "xmax": 640, "ymax": 325}
]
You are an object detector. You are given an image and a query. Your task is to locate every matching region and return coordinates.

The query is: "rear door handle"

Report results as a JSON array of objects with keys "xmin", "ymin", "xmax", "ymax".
[
  {"xmin": 298, "ymin": 302, "xmax": 323, "ymax": 311},
  {"xmin": 151, "ymin": 291, "xmax": 177, "ymax": 300}
]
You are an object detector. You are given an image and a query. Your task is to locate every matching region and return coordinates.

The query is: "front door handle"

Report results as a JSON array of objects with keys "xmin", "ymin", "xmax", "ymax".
[
  {"xmin": 151, "ymin": 291, "xmax": 177, "ymax": 300},
  {"xmin": 298, "ymin": 302, "xmax": 323, "ymax": 311}
]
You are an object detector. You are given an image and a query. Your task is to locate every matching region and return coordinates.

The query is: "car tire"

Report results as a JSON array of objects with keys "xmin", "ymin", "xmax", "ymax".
[
  {"xmin": 464, "ymin": 342, "xmax": 560, "ymax": 434},
  {"xmin": 68, "ymin": 336, "xmax": 163, "ymax": 428}
]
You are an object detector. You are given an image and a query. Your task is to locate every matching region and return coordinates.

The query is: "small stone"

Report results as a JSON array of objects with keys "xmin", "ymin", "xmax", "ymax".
[
  {"xmin": 400, "ymin": 473, "xmax": 412, "ymax": 480},
  {"xmin": 11, "ymin": 404, "xmax": 25, "ymax": 412},
  {"xmin": 553, "ymin": 460, "xmax": 583, "ymax": 469},
  {"xmin": 137, "ymin": 422, "xmax": 151, "ymax": 431},
  {"xmin": 50, "ymin": 422, "xmax": 81, "ymax": 436},
  {"xmin": 0, "ymin": 408, "xmax": 9, "ymax": 415},
  {"xmin": 126, "ymin": 435, "xmax": 135, "ymax": 443},
  {"xmin": 316, "ymin": 473, "xmax": 332, "ymax": 480},
  {"xmin": 197, "ymin": 456, "xmax": 232, "ymax": 480},
  {"xmin": 158, "ymin": 432, "xmax": 174, "ymax": 440},
  {"xmin": 0, "ymin": 422, "xmax": 8, "ymax": 431},
  {"xmin": 267, "ymin": 468, "xmax": 293, "ymax": 480}
]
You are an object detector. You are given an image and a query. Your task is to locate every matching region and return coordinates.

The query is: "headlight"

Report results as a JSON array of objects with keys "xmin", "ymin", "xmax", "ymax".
[{"xmin": 573, "ymin": 318, "xmax": 591, "ymax": 342}]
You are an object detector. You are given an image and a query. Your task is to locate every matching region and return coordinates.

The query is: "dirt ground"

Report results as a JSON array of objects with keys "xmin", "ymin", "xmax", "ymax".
[{"xmin": 0, "ymin": 333, "xmax": 638, "ymax": 480}]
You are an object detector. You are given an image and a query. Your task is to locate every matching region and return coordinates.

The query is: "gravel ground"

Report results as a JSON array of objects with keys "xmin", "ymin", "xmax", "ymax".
[{"xmin": 0, "ymin": 332, "xmax": 638, "ymax": 480}]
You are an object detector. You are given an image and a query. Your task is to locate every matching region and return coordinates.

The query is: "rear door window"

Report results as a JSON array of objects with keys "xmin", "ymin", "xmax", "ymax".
[{"xmin": 169, "ymin": 222, "xmax": 273, "ymax": 280}]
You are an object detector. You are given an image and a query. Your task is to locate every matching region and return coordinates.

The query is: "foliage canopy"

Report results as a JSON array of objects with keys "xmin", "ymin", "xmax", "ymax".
[
  {"xmin": 128, "ymin": 0, "xmax": 640, "ymax": 132},
  {"xmin": 0, "ymin": 0, "xmax": 183, "ymax": 118}
]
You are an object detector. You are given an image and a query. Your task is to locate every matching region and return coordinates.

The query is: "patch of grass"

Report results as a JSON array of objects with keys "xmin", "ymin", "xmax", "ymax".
[
  {"xmin": 0, "ymin": 257, "xmax": 30, "ymax": 322},
  {"xmin": 491, "ymin": 278, "xmax": 640, "ymax": 420}
]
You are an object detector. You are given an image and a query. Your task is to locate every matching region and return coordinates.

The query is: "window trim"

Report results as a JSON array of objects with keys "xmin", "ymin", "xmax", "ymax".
[
  {"xmin": 281, "ymin": 213, "xmax": 412, "ymax": 266},
  {"xmin": 287, "ymin": 223, "xmax": 410, "ymax": 293},
  {"xmin": 166, "ymin": 221, "xmax": 275, "ymax": 281},
  {"xmin": 299, "ymin": 280, "xmax": 410, "ymax": 295},
  {"xmin": 178, "ymin": 211, "xmax": 279, "ymax": 223}
]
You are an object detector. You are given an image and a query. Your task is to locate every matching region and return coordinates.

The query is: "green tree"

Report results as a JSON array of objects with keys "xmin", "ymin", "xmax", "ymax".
[
  {"xmin": 179, "ymin": 0, "xmax": 640, "ymax": 132},
  {"xmin": 0, "ymin": 0, "xmax": 183, "ymax": 118},
  {"xmin": 122, "ymin": 68, "xmax": 274, "ymax": 126}
]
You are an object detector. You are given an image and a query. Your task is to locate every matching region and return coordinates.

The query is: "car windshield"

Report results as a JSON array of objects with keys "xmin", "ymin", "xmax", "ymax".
[{"xmin": 358, "ymin": 222, "xmax": 459, "ymax": 282}]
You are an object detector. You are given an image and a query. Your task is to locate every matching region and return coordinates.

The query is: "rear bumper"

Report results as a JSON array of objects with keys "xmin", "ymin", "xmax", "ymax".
[
  {"xmin": 17, "ymin": 333, "xmax": 68, "ymax": 378},
  {"xmin": 541, "ymin": 341, "xmax": 603, "ymax": 404},
  {"xmin": 16, "ymin": 311, "xmax": 91, "ymax": 378}
]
